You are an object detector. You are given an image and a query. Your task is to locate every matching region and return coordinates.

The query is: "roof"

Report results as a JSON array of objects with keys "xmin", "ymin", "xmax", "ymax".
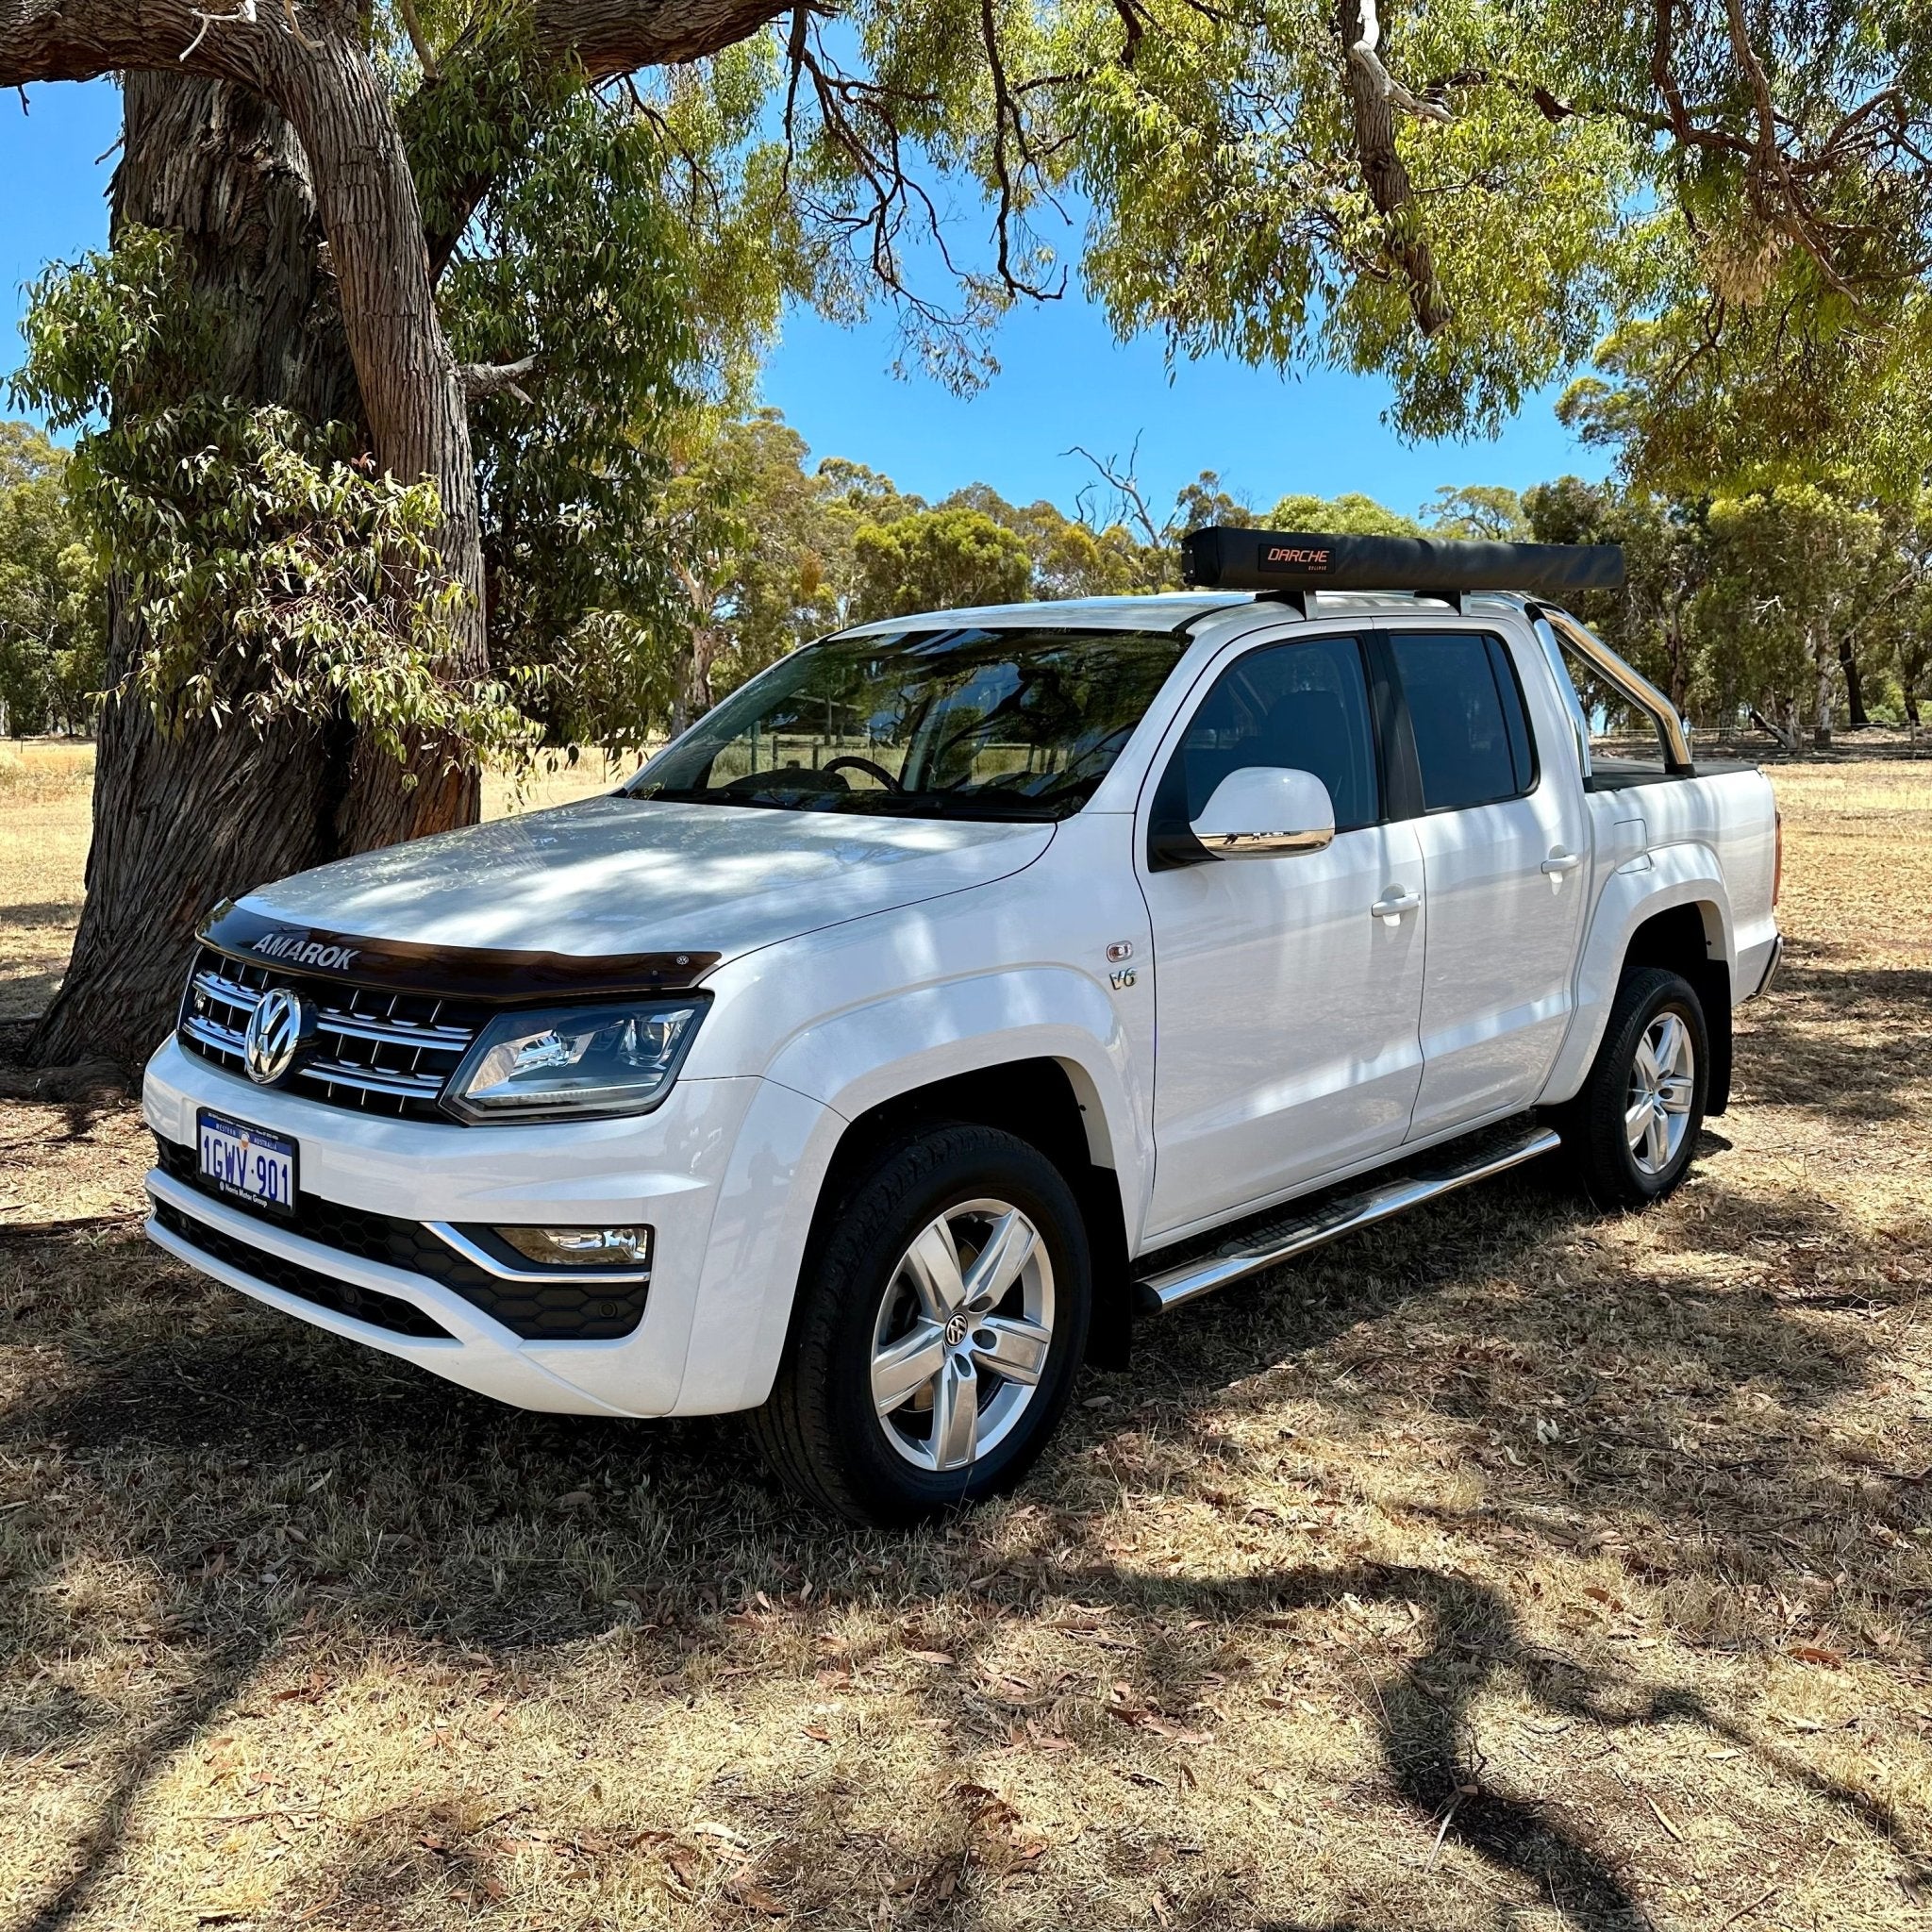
[
  {"xmin": 835, "ymin": 593, "xmax": 1252, "ymax": 637},
  {"xmin": 830, "ymin": 588, "xmax": 1570, "ymax": 643}
]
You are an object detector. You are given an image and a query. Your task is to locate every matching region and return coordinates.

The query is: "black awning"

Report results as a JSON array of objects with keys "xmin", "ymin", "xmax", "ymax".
[{"xmin": 1180, "ymin": 527, "xmax": 1624, "ymax": 600}]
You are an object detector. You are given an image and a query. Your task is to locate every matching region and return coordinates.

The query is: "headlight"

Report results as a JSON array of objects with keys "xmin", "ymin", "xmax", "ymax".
[{"xmin": 441, "ymin": 999, "xmax": 707, "ymax": 1124}]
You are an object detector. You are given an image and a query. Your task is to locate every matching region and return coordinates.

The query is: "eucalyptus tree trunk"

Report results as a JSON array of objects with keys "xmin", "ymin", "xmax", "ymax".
[
  {"xmin": 30, "ymin": 78, "xmax": 360, "ymax": 1064},
  {"xmin": 1812, "ymin": 641, "xmax": 1836, "ymax": 750},
  {"xmin": 1837, "ymin": 639, "xmax": 1868, "ymax": 728},
  {"xmin": 26, "ymin": 75, "xmax": 459, "ymax": 1066}
]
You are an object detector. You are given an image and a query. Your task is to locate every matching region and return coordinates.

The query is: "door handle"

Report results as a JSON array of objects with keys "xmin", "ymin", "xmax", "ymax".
[
  {"xmin": 1371, "ymin": 888, "xmax": 1422, "ymax": 923},
  {"xmin": 1541, "ymin": 850, "xmax": 1585, "ymax": 876}
]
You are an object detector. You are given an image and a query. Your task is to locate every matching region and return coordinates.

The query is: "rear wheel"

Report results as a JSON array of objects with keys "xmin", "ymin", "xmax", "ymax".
[
  {"xmin": 1561, "ymin": 965, "xmax": 1709, "ymax": 1208},
  {"xmin": 751, "ymin": 1124, "xmax": 1091, "ymax": 1524}
]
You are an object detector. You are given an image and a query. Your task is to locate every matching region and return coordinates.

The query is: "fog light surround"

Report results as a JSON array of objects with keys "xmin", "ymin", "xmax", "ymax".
[
  {"xmin": 428, "ymin": 1220, "xmax": 655, "ymax": 1285},
  {"xmin": 495, "ymin": 1224, "xmax": 652, "ymax": 1271}
]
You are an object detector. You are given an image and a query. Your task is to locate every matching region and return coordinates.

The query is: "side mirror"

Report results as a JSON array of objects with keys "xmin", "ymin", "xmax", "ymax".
[{"xmin": 1191, "ymin": 766, "xmax": 1336, "ymax": 858}]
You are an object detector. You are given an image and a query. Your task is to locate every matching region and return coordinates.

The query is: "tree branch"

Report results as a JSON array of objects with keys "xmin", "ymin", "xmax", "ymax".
[
  {"xmin": 396, "ymin": 0, "xmax": 438, "ymax": 79},
  {"xmin": 1338, "ymin": 0, "xmax": 1452, "ymax": 337},
  {"xmin": 529, "ymin": 0, "xmax": 793, "ymax": 81},
  {"xmin": 1066, "ymin": 437, "xmax": 1163, "ymax": 548},
  {"xmin": 1347, "ymin": 0, "xmax": 1450, "ymax": 125},
  {"xmin": 401, "ymin": 2, "xmax": 793, "ymax": 283},
  {"xmin": 977, "ymin": 0, "xmax": 1064, "ymax": 301},
  {"xmin": 458, "ymin": 354, "xmax": 540, "ymax": 402},
  {"xmin": 1722, "ymin": 0, "xmax": 1861, "ymax": 302}
]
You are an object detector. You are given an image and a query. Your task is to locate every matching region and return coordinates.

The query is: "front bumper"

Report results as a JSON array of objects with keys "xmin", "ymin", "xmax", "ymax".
[{"xmin": 141, "ymin": 1034, "xmax": 808, "ymax": 1418}]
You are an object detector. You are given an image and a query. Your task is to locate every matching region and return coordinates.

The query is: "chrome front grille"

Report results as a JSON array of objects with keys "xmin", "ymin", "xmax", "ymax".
[{"xmin": 178, "ymin": 946, "xmax": 483, "ymax": 1122}]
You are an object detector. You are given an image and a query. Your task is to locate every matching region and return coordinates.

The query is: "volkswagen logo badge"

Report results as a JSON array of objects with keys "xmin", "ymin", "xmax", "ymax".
[{"xmin": 243, "ymin": 986, "xmax": 310, "ymax": 1086}]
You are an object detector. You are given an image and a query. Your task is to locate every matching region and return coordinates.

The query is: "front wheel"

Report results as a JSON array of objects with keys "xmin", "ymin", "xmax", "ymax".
[
  {"xmin": 750, "ymin": 1124, "xmax": 1091, "ymax": 1525},
  {"xmin": 1560, "ymin": 965, "xmax": 1709, "ymax": 1208}
]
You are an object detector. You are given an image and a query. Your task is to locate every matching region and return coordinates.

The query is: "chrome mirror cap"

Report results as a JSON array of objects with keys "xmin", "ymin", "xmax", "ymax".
[{"xmin": 1190, "ymin": 766, "xmax": 1337, "ymax": 859}]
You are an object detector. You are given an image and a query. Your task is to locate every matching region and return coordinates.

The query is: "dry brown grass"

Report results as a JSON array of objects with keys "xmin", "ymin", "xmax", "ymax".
[
  {"xmin": 0, "ymin": 751, "xmax": 1928, "ymax": 1930},
  {"xmin": 0, "ymin": 741, "xmax": 98, "ymax": 1024}
]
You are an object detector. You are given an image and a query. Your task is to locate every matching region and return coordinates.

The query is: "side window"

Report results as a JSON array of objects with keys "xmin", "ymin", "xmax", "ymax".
[
  {"xmin": 1555, "ymin": 636, "xmax": 1672, "ymax": 774},
  {"xmin": 1390, "ymin": 632, "xmax": 1537, "ymax": 812},
  {"xmin": 1172, "ymin": 635, "xmax": 1378, "ymax": 831}
]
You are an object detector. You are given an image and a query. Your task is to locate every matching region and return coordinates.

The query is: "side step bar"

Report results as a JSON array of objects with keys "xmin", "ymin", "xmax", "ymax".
[{"xmin": 1134, "ymin": 1120, "xmax": 1562, "ymax": 1314}]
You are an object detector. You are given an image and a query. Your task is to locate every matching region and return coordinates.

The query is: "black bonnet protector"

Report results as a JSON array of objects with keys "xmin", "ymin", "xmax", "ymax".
[
  {"xmin": 1180, "ymin": 526, "xmax": 1625, "ymax": 601},
  {"xmin": 201, "ymin": 901, "xmax": 721, "ymax": 1001}
]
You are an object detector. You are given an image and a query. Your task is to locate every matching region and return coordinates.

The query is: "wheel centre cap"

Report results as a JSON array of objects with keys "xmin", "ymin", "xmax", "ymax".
[{"xmin": 944, "ymin": 1312, "xmax": 971, "ymax": 1347}]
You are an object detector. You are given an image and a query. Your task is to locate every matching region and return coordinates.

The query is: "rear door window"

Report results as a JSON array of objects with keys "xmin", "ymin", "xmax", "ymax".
[{"xmin": 1390, "ymin": 632, "xmax": 1536, "ymax": 811}]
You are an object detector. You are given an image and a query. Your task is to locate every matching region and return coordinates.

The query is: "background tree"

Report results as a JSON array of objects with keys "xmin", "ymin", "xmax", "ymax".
[
  {"xmin": 1423, "ymin": 485, "xmax": 1526, "ymax": 541},
  {"xmin": 649, "ymin": 410, "xmax": 849, "ymax": 732},
  {"xmin": 1699, "ymin": 487, "xmax": 1891, "ymax": 750},
  {"xmin": 940, "ymin": 484, "xmax": 1157, "ymax": 599},
  {"xmin": 1879, "ymin": 496, "xmax": 1932, "ymax": 730},
  {"xmin": 850, "ymin": 507, "xmax": 1033, "ymax": 622},
  {"xmin": 0, "ymin": 423, "xmax": 103, "ymax": 737},
  {"xmin": 1270, "ymin": 491, "xmax": 1421, "ymax": 536},
  {"xmin": 1523, "ymin": 477, "xmax": 1708, "ymax": 717}
]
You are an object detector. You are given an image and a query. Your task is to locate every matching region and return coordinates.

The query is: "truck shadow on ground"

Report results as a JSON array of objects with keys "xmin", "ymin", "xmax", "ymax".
[
  {"xmin": 2, "ymin": 1123, "xmax": 1924, "ymax": 1930},
  {"xmin": 1724, "ymin": 948, "xmax": 1932, "ymax": 1126}
]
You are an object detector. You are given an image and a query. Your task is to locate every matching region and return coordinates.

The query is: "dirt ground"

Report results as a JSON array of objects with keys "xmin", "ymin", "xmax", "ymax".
[{"xmin": 0, "ymin": 745, "xmax": 1927, "ymax": 1931}]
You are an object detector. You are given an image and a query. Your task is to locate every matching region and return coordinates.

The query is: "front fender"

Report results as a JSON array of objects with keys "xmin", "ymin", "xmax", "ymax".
[
  {"xmin": 671, "ymin": 969, "xmax": 1151, "ymax": 1415},
  {"xmin": 1540, "ymin": 842, "xmax": 1734, "ymax": 1108},
  {"xmin": 769, "ymin": 967, "xmax": 1146, "ymax": 1171}
]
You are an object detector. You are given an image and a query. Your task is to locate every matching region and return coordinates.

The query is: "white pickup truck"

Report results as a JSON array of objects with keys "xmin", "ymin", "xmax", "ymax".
[{"xmin": 141, "ymin": 530, "xmax": 1782, "ymax": 1524}]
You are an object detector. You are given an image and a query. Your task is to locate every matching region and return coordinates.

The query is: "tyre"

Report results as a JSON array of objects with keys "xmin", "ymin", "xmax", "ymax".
[
  {"xmin": 1561, "ymin": 965, "xmax": 1709, "ymax": 1208},
  {"xmin": 750, "ymin": 1123, "xmax": 1092, "ymax": 1525}
]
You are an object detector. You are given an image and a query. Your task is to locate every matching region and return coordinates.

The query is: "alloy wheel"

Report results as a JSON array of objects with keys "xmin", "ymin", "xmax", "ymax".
[
  {"xmin": 1626, "ymin": 1009, "xmax": 1696, "ymax": 1176},
  {"xmin": 869, "ymin": 1198, "xmax": 1056, "ymax": 1473}
]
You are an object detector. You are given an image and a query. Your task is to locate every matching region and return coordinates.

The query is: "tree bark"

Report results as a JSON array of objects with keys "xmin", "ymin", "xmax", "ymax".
[
  {"xmin": 265, "ymin": 27, "xmax": 491, "ymax": 851},
  {"xmin": 32, "ymin": 74, "xmax": 358, "ymax": 1066},
  {"xmin": 1837, "ymin": 638, "xmax": 1867, "ymax": 727},
  {"xmin": 1901, "ymin": 638, "xmax": 1926, "ymax": 730},
  {"xmin": 1663, "ymin": 608, "xmax": 1690, "ymax": 715}
]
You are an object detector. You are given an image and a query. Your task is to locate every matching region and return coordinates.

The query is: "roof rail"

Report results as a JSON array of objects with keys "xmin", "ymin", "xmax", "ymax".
[{"xmin": 1180, "ymin": 526, "xmax": 1624, "ymax": 601}]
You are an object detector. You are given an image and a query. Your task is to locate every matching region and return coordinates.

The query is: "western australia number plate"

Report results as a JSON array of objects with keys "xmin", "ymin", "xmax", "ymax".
[{"xmin": 196, "ymin": 1109, "xmax": 297, "ymax": 1218}]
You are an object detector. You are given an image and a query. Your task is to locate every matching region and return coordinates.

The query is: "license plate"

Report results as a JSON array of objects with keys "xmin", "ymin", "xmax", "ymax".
[{"xmin": 196, "ymin": 1109, "xmax": 297, "ymax": 1218}]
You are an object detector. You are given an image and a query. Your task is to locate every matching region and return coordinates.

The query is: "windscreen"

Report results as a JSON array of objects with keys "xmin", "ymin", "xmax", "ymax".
[{"xmin": 627, "ymin": 626, "xmax": 1191, "ymax": 822}]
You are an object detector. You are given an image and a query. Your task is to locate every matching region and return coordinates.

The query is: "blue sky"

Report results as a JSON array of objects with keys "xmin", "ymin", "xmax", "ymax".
[{"xmin": 2, "ymin": 75, "xmax": 1609, "ymax": 522}]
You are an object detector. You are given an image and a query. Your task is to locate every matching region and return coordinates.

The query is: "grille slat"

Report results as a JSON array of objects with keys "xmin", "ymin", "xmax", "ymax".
[
  {"xmin": 178, "ymin": 945, "xmax": 483, "ymax": 1123},
  {"xmin": 191, "ymin": 966, "xmax": 263, "ymax": 1013},
  {"xmin": 182, "ymin": 1011, "xmax": 248, "ymax": 1059},
  {"xmin": 298, "ymin": 1058, "xmax": 448, "ymax": 1101},
  {"xmin": 310, "ymin": 1008, "xmax": 473, "ymax": 1050}
]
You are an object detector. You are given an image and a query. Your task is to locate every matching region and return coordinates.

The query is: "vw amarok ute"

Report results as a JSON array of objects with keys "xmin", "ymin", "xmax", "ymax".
[{"xmin": 142, "ymin": 529, "xmax": 1783, "ymax": 1524}]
